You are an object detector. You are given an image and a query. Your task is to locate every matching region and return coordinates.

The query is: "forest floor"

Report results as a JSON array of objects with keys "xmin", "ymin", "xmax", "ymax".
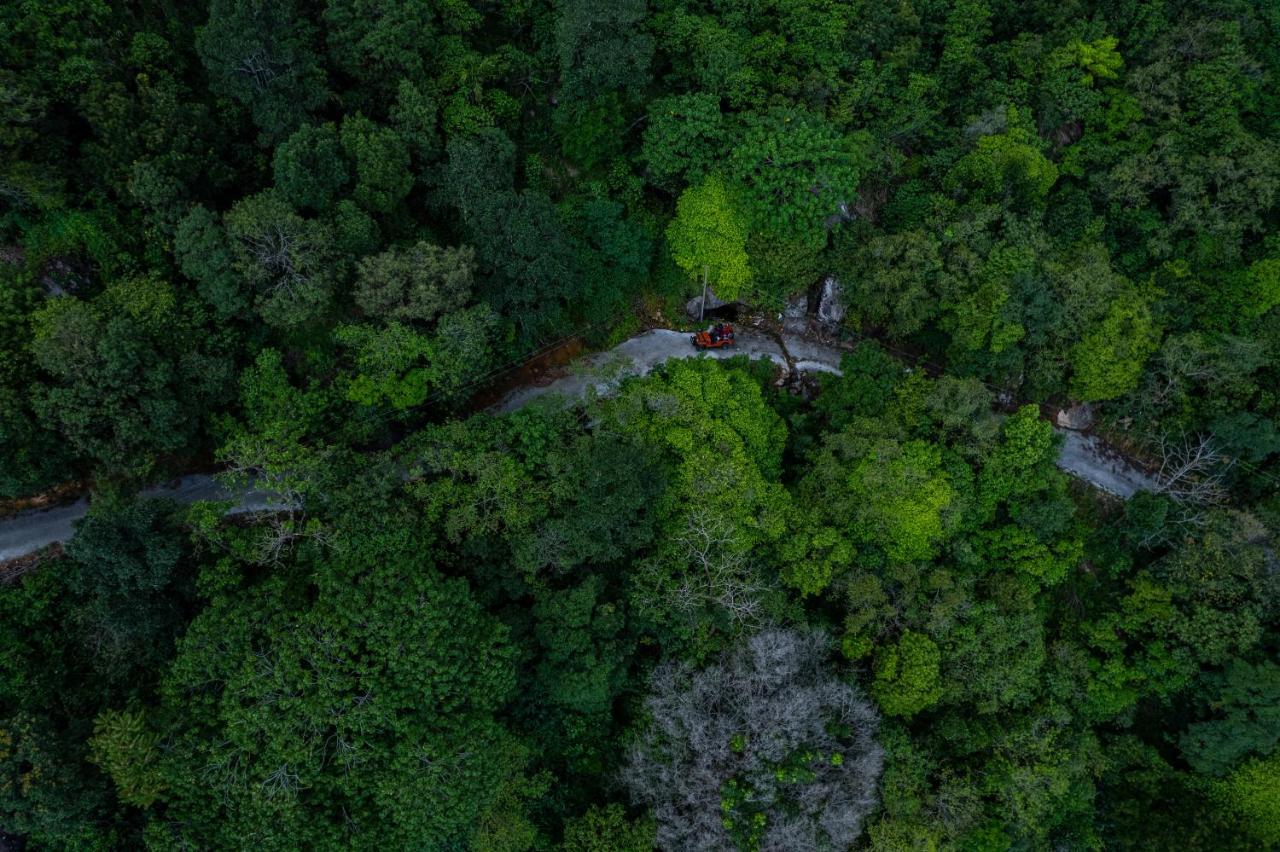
[{"xmin": 0, "ymin": 325, "xmax": 1158, "ymax": 565}]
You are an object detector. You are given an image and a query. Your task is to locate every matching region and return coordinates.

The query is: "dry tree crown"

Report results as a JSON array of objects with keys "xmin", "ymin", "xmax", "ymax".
[{"xmin": 621, "ymin": 627, "xmax": 884, "ymax": 851}]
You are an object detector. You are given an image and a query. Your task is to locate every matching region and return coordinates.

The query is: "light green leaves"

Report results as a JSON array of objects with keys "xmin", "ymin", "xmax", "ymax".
[
  {"xmin": 1066, "ymin": 36, "xmax": 1123, "ymax": 84},
  {"xmin": 872, "ymin": 631, "xmax": 943, "ymax": 718},
  {"xmin": 1069, "ymin": 292, "xmax": 1159, "ymax": 401},
  {"xmin": 946, "ymin": 122, "xmax": 1058, "ymax": 206},
  {"xmin": 89, "ymin": 709, "xmax": 165, "ymax": 807},
  {"xmin": 666, "ymin": 176, "xmax": 752, "ymax": 300}
]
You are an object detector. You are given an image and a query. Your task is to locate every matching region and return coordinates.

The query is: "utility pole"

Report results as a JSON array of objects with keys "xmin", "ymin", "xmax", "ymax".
[{"xmin": 700, "ymin": 265, "xmax": 708, "ymax": 322}]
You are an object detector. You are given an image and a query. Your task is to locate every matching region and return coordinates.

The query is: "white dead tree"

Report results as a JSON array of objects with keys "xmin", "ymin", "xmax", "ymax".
[
  {"xmin": 621, "ymin": 627, "xmax": 884, "ymax": 851},
  {"xmin": 238, "ymin": 222, "xmax": 316, "ymax": 300},
  {"xmin": 235, "ymin": 50, "xmax": 282, "ymax": 91},
  {"xmin": 635, "ymin": 505, "xmax": 768, "ymax": 630},
  {"xmin": 1154, "ymin": 433, "xmax": 1233, "ymax": 516},
  {"xmin": 673, "ymin": 506, "xmax": 765, "ymax": 624}
]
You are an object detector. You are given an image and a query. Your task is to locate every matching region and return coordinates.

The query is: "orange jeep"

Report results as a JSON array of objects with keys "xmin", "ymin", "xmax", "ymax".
[{"xmin": 691, "ymin": 323, "xmax": 735, "ymax": 350}]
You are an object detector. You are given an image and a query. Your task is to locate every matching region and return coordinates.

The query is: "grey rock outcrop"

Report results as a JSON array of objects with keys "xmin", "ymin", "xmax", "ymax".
[
  {"xmin": 686, "ymin": 287, "xmax": 732, "ymax": 318},
  {"xmin": 816, "ymin": 277, "xmax": 845, "ymax": 326},
  {"xmin": 782, "ymin": 294, "xmax": 809, "ymax": 332},
  {"xmin": 1056, "ymin": 403, "xmax": 1096, "ymax": 431}
]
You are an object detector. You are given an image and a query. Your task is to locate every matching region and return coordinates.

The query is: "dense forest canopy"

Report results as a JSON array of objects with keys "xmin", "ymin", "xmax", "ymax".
[{"xmin": 2, "ymin": 0, "xmax": 1280, "ymax": 848}]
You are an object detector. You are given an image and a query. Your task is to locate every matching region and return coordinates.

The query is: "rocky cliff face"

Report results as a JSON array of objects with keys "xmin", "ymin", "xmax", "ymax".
[{"xmin": 815, "ymin": 277, "xmax": 845, "ymax": 327}]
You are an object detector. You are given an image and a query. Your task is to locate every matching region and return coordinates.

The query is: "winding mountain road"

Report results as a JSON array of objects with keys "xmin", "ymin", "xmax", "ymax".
[{"xmin": 0, "ymin": 327, "xmax": 1157, "ymax": 564}]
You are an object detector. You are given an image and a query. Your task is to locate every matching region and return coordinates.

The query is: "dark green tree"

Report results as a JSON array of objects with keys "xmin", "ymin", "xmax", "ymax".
[{"xmin": 196, "ymin": 0, "xmax": 329, "ymax": 142}]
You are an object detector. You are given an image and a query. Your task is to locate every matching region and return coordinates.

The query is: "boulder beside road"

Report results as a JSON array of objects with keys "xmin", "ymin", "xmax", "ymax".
[{"xmin": 1056, "ymin": 403, "xmax": 1096, "ymax": 431}]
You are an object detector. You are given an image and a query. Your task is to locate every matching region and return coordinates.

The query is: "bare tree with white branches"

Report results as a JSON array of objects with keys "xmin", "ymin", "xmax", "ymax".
[
  {"xmin": 219, "ymin": 436, "xmax": 328, "ymax": 565},
  {"xmin": 633, "ymin": 505, "xmax": 770, "ymax": 632},
  {"xmin": 1154, "ymin": 433, "xmax": 1233, "ymax": 515},
  {"xmin": 621, "ymin": 627, "xmax": 884, "ymax": 851}
]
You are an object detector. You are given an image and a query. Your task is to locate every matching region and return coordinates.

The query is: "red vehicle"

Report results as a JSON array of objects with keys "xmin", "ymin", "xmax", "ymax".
[{"xmin": 692, "ymin": 323, "xmax": 735, "ymax": 350}]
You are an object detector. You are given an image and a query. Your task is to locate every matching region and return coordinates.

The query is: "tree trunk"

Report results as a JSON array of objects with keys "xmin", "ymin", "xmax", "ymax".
[{"xmin": 700, "ymin": 266, "xmax": 708, "ymax": 322}]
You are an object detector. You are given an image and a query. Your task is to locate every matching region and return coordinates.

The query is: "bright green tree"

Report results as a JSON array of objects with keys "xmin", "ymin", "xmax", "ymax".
[
  {"xmin": 665, "ymin": 176, "xmax": 752, "ymax": 301},
  {"xmin": 946, "ymin": 121, "xmax": 1058, "ymax": 206},
  {"xmin": 1217, "ymin": 751, "xmax": 1280, "ymax": 846},
  {"xmin": 873, "ymin": 631, "xmax": 943, "ymax": 718},
  {"xmin": 562, "ymin": 804, "xmax": 654, "ymax": 852},
  {"xmin": 1065, "ymin": 36, "xmax": 1123, "ymax": 83},
  {"xmin": 804, "ymin": 434, "xmax": 956, "ymax": 564},
  {"xmin": 1069, "ymin": 292, "xmax": 1159, "ymax": 401},
  {"xmin": 89, "ymin": 708, "xmax": 165, "ymax": 807},
  {"xmin": 335, "ymin": 321, "xmax": 434, "ymax": 409}
]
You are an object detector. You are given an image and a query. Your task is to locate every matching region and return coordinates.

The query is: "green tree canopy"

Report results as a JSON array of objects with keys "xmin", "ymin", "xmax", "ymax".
[
  {"xmin": 665, "ymin": 176, "xmax": 752, "ymax": 301},
  {"xmin": 144, "ymin": 530, "xmax": 536, "ymax": 850}
]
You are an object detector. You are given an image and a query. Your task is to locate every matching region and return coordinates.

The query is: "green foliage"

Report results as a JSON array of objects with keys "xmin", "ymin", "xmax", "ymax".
[
  {"xmin": 1180, "ymin": 661, "xmax": 1280, "ymax": 777},
  {"xmin": 604, "ymin": 358, "xmax": 789, "ymax": 648},
  {"xmin": 665, "ymin": 176, "xmax": 752, "ymax": 300},
  {"xmin": 89, "ymin": 708, "xmax": 165, "ymax": 807},
  {"xmin": 273, "ymin": 122, "xmax": 348, "ymax": 212},
  {"xmin": 322, "ymin": 0, "xmax": 450, "ymax": 106},
  {"xmin": 729, "ymin": 110, "xmax": 872, "ymax": 244},
  {"xmin": 555, "ymin": 94, "xmax": 627, "ymax": 170},
  {"xmin": 340, "ymin": 113, "xmax": 413, "ymax": 214},
  {"xmin": 562, "ymin": 804, "xmax": 654, "ymax": 852},
  {"xmin": 837, "ymin": 228, "xmax": 943, "ymax": 336},
  {"xmin": 977, "ymin": 406, "xmax": 1060, "ymax": 519},
  {"xmin": 946, "ymin": 120, "xmax": 1058, "ymax": 207},
  {"xmin": 1065, "ymin": 36, "xmax": 1124, "ymax": 83},
  {"xmin": 30, "ymin": 275, "xmax": 233, "ymax": 477},
  {"xmin": 1217, "ymin": 751, "xmax": 1280, "ymax": 846},
  {"xmin": 422, "ymin": 303, "xmax": 500, "ymax": 402},
  {"xmin": 336, "ymin": 320, "xmax": 433, "ymax": 408},
  {"xmin": 555, "ymin": 0, "xmax": 652, "ymax": 100},
  {"xmin": 148, "ymin": 532, "xmax": 535, "ymax": 849},
  {"xmin": 196, "ymin": 0, "xmax": 328, "ymax": 142},
  {"xmin": 745, "ymin": 231, "xmax": 824, "ymax": 309},
  {"xmin": 844, "ymin": 439, "xmax": 956, "ymax": 563},
  {"xmin": 872, "ymin": 632, "xmax": 943, "ymax": 718},
  {"xmin": 1069, "ymin": 292, "xmax": 1159, "ymax": 401},
  {"xmin": 6, "ymin": 2, "xmax": 1280, "ymax": 848},
  {"xmin": 0, "ymin": 386, "xmax": 72, "ymax": 498},
  {"xmin": 354, "ymin": 241, "xmax": 475, "ymax": 322},
  {"xmin": 798, "ymin": 430, "xmax": 956, "ymax": 566},
  {"xmin": 64, "ymin": 497, "xmax": 193, "ymax": 673},
  {"xmin": 642, "ymin": 93, "xmax": 727, "ymax": 190},
  {"xmin": 1243, "ymin": 257, "xmax": 1280, "ymax": 318},
  {"xmin": 0, "ymin": 712, "xmax": 119, "ymax": 850},
  {"xmin": 223, "ymin": 190, "xmax": 339, "ymax": 327},
  {"xmin": 173, "ymin": 205, "xmax": 246, "ymax": 320}
]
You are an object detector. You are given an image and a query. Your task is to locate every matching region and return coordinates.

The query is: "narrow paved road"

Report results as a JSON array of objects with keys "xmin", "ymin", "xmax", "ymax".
[
  {"xmin": 1056, "ymin": 430, "xmax": 1156, "ymax": 498},
  {"xmin": 0, "ymin": 477, "xmax": 288, "ymax": 563},
  {"xmin": 493, "ymin": 327, "xmax": 1157, "ymax": 497},
  {"xmin": 0, "ymin": 327, "xmax": 1156, "ymax": 564}
]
